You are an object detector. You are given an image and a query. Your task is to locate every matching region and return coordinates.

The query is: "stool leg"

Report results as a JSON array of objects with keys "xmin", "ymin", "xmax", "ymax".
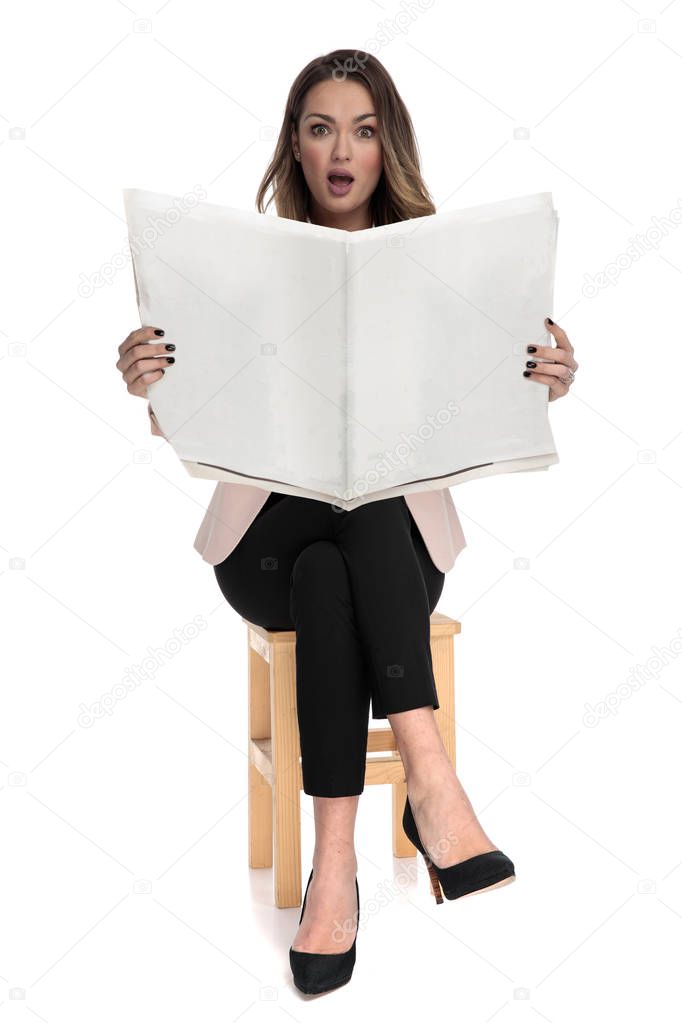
[
  {"xmin": 392, "ymin": 778, "xmax": 413, "ymax": 858},
  {"xmin": 249, "ymin": 762, "xmax": 272, "ymax": 868},
  {"xmin": 431, "ymin": 631, "xmax": 456, "ymax": 769},
  {"xmin": 271, "ymin": 642, "xmax": 302, "ymax": 908},
  {"xmin": 248, "ymin": 638, "xmax": 272, "ymax": 869}
]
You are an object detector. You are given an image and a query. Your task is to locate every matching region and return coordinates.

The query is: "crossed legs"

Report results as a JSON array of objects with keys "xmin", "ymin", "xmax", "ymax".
[
  {"xmin": 215, "ymin": 493, "xmax": 497, "ymax": 956},
  {"xmin": 288, "ymin": 501, "xmax": 495, "ymax": 953},
  {"xmin": 291, "ymin": 709, "xmax": 498, "ymax": 954}
]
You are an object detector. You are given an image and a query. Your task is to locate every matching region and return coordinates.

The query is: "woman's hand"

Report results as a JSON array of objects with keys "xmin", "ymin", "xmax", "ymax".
[
  {"xmin": 523, "ymin": 317, "xmax": 577, "ymax": 402},
  {"xmin": 116, "ymin": 325, "xmax": 175, "ymax": 398}
]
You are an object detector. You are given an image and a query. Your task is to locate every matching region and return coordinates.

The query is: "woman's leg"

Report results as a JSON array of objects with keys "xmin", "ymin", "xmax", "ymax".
[
  {"xmin": 295, "ymin": 794, "xmax": 359, "ymax": 954},
  {"xmin": 388, "ymin": 506, "xmax": 499, "ymax": 868},
  {"xmin": 289, "ymin": 540, "xmax": 371, "ymax": 796},
  {"xmin": 331, "ymin": 496, "xmax": 444, "ymax": 720},
  {"xmin": 214, "ymin": 494, "xmax": 372, "ymax": 797},
  {"xmin": 389, "ymin": 707, "xmax": 498, "ymax": 868},
  {"xmin": 213, "ymin": 494, "xmax": 366, "ymax": 953}
]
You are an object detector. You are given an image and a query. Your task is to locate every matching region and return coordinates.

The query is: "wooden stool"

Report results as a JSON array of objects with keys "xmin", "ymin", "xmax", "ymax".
[{"xmin": 244, "ymin": 611, "xmax": 461, "ymax": 908}]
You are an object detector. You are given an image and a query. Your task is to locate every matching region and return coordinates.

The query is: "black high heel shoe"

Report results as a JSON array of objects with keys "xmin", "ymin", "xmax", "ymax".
[
  {"xmin": 289, "ymin": 868, "xmax": 360, "ymax": 995},
  {"xmin": 403, "ymin": 794, "xmax": 515, "ymax": 904}
]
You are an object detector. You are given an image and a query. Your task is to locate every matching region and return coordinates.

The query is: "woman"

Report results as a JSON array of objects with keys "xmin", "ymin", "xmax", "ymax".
[{"xmin": 117, "ymin": 49, "xmax": 577, "ymax": 996}]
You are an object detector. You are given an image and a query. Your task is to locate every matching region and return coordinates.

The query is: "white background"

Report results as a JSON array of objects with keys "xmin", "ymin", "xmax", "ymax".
[{"xmin": 2, "ymin": 0, "xmax": 682, "ymax": 1018}]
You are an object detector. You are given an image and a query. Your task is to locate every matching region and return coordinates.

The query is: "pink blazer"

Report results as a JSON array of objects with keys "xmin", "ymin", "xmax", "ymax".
[{"xmin": 148, "ymin": 403, "xmax": 467, "ymax": 573}]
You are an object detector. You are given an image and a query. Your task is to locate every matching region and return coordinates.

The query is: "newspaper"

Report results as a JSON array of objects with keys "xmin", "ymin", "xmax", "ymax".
[{"xmin": 123, "ymin": 187, "xmax": 560, "ymax": 509}]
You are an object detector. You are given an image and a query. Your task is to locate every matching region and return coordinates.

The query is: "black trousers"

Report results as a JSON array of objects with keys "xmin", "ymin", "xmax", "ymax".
[{"xmin": 213, "ymin": 492, "xmax": 445, "ymax": 797}]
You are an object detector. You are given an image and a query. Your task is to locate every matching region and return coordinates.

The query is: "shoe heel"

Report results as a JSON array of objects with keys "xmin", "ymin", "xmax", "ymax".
[
  {"xmin": 403, "ymin": 793, "xmax": 515, "ymax": 903},
  {"xmin": 423, "ymin": 854, "xmax": 444, "ymax": 905}
]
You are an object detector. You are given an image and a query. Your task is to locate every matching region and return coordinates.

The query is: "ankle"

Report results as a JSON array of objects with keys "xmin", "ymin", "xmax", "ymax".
[
  {"xmin": 406, "ymin": 753, "xmax": 454, "ymax": 802},
  {"xmin": 311, "ymin": 849, "xmax": 358, "ymax": 876}
]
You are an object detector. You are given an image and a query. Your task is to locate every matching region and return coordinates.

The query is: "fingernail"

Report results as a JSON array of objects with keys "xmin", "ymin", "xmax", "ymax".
[
  {"xmin": 526, "ymin": 360, "xmax": 537, "ymax": 368},
  {"xmin": 523, "ymin": 370, "xmax": 531, "ymax": 377},
  {"xmin": 545, "ymin": 317, "xmax": 554, "ymax": 325},
  {"xmin": 154, "ymin": 328, "xmax": 165, "ymax": 336},
  {"xmin": 165, "ymin": 343, "xmax": 175, "ymax": 351},
  {"xmin": 166, "ymin": 356, "xmax": 175, "ymax": 363},
  {"xmin": 527, "ymin": 345, "xmax": 537, "ymax": 353}
]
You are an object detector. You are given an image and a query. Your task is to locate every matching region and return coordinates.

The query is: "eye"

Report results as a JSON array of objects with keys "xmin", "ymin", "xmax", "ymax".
[{"xmin": 309, "ymin": 123, "xmax": 377, "ymax": 138}]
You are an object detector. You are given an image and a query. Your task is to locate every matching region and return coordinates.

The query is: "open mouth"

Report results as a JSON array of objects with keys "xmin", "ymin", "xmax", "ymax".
[{"xmin": 327, "ymin": 172, "xmax": 355, "ymax": 195}]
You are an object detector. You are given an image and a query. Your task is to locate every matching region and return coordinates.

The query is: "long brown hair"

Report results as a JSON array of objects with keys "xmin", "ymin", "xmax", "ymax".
[{"xmin": 255, "ymin": 49, "xmax": 436, "ymax": 226}]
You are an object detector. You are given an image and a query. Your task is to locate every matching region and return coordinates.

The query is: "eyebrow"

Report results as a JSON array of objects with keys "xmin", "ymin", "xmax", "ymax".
[{"xmin": 303, "ymin": 112, "xmax": 377, "ymax": 124}]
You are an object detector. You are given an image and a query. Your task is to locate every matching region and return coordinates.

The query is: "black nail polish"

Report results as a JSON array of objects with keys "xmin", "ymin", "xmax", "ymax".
[
  {"xmin": 166, "ymin": 356, "xmax": 175, "ymax": 363},
  {"xmin": 154, "ymin": 328, "xmax": 165, "ymax": 336},
  {"xmin": 523, "ymin": 370, "xmax": 531, "ymax": 377},
  {"xmin": 165, "ymin": 343, "xmax": 175, "ymax": 351},
  {"xmin": 546, "ymin": 317, "xmax": 554, "ymax": 325},
  {"xmin": 526, "ymin": 360, "xmax": 537, "ymax": 368},
  {"xmin": 527, "ymin": 345, "xmax": 537, "ymax": 353}
]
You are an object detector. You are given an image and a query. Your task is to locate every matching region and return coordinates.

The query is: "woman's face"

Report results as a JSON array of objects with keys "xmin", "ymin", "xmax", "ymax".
[{"xmin": 292, "ymin": 79, "xmax": 383, "ymax": 231}]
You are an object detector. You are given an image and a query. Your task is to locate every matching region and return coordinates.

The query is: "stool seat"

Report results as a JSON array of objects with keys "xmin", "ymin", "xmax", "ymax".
[{"xmin": 244, "ymin": 611, "xmax": 461, "ymax": 907}]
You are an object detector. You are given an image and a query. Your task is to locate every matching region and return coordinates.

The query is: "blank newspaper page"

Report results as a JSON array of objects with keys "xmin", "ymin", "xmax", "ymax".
[
  {"xmin": 345, "ymin": 191, "xmax": 559, "ymax": 504},
  {"xmin": 123, "ymin": 188, "xmax": 348, "ymax": 496}
]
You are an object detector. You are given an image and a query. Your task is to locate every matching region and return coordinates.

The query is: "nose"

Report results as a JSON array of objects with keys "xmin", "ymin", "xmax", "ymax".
[{"xmin": 331, "ymin": 133, "xmax": 354, "ymax": 162}]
